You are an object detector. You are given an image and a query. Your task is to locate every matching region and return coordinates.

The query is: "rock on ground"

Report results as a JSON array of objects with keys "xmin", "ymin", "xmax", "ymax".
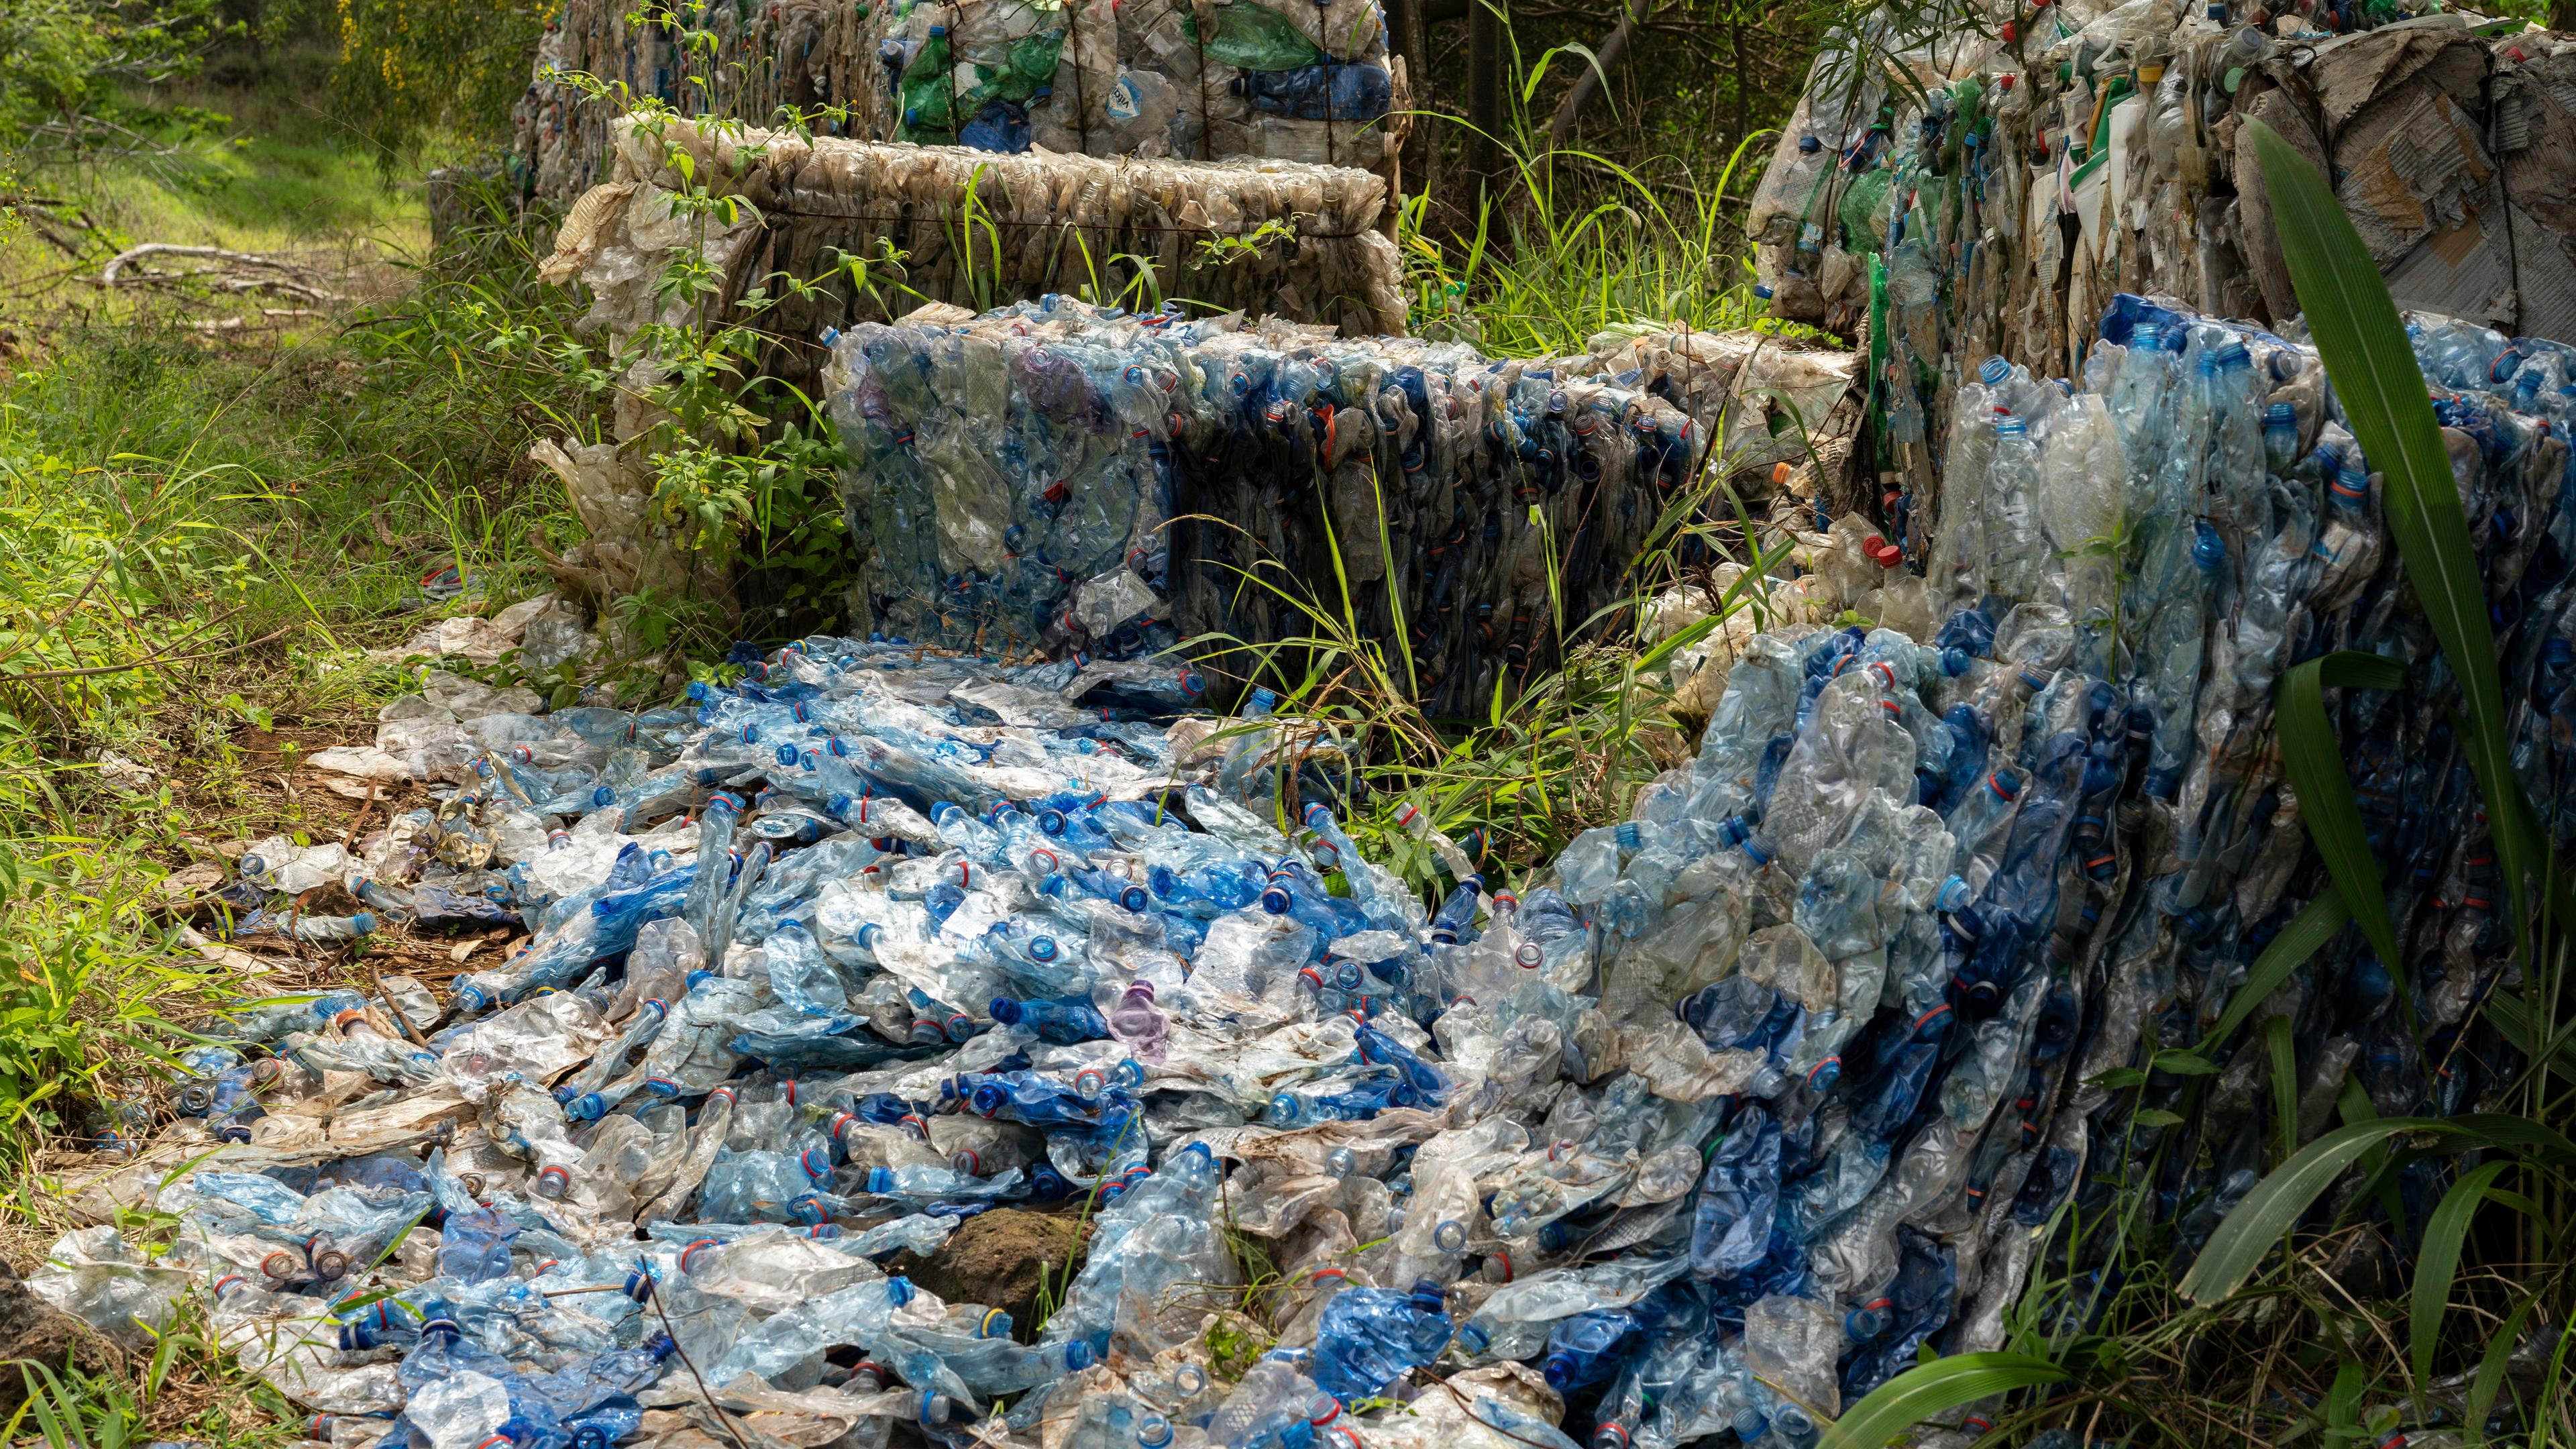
[
  {"xmin": 0, "ymin": 1258, "xmax": 109, "ymax": 1421},
  {"xmin": 893, "ymin": 1210, "xmax": 1087, "ymax": 1341}
]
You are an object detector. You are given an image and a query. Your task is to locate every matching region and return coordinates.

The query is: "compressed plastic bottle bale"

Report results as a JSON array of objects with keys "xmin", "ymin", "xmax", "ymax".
[
  {"xmin": 816, "ymin": 297, "xmax": 1846, "ymax": 708},
  {"xmin": 521, "ymin": 0, "xmax": 1405, "ymax": 197}
]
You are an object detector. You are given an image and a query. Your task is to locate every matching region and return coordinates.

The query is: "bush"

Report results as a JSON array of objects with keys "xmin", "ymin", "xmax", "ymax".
[
  {"xmin": 329, "ymin": 0, "xmax": 553, "ymax": 162},
  {"xmin": 0, "ymin": 0, "xmax": 227, "ymax": 156}
]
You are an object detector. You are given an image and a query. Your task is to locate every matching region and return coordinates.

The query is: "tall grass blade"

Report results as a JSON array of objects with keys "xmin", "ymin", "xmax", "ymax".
[
  {"xmin": 2411, "ymin": 1158, "xmax": 2512, "ymax": 1386},
  {"xmin": 2182, "ymin": 1118, "xmax": 2427, "ymax": 1303},
  {"xmin": 2184, "ymin": 1114, "xmax": 2576, "ymax": 1303},
  {"xmin": 1819, "ymin": 1353, "xmax": 2068, "ymax": 1449},
  {"xmin": 2486, "ymin": 988, "xmax": 2576, "ymax": 1083},
  {"xmin": 2196, "ymin": 893, "xmax": 2351, "ymax": 1054},
  {"xmin": 2264, "ymin": 1015, "xmax": 2299, "ymax": 1165},
  {"xmin": 2251, "ymin": 117, "xmax": 2539, "ymax": 936},
  {"xmin": 2273, "ymin": 650, "xmax": 2407, "ymax": 983},
  {"xmin": 2467, "ymin": 1288, "xmax": 2541, "ymax": 1444}
]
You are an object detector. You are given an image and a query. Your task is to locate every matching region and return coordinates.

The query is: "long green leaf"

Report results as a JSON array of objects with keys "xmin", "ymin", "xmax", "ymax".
[
  {"xmin": 2273, "ymin": 650, "xmax": 2407, "ymax": 982},
  {"xmin": 2338, "ymin": 1075, "xmax": 2409, "ymax": 1233},
  {"xmin": 2467, "ymin": 1288, "xmax": 2541, "ymax": 1444},
  {"xmin": 2183, "ymin": 1117, "xmax": 2424, "ymax": 1303},
  {"xmin": 2411, "ymin": 1159, "xmax": 2512, "ymax": 1387},
  {"xmin": 1820, "ymin": 1354, "xmax": 2067, "ymax": 1449},
  {"xmin": 2198, "ymin": 893, "xmax": 2351, "ymax": 1052},
  {"xmin": 2486, "ymin": 988, "xmax": 2576, "ymax": 1086},
  {"xmin": 2184, "ymin": 1113, "xmax": 2576, "ymax": 1303},
  {"xmin": 2265, "ymin": 1015, "xmax": 2300, "ymax": 1165},
  {"xmin": 2253, "ymin": 117, "xmax": 2539, "ymax": 936}
]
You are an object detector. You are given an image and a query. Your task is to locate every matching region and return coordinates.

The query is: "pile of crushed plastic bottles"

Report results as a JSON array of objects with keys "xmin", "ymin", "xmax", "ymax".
[
  {"xmin": 33, "ymin": 297, "xmax": 2573, "ymax": 1449},
  {"xmin": 822, "ymin": 297, "xmax": 1711, "ymax": 716}
]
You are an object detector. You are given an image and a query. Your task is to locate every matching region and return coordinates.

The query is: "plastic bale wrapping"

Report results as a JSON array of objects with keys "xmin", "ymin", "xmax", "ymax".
[
  {"xmin": 1746, "ymin": 1, "xmax": 2576, "ymax": 566},
  {"xmin": 523, "ymin": 117, "xmax": 1410, "ymax": 601},
  {"xmin": 516, "ymin": 0, "xmax": 1407, "ymax": 204},
  {"xmin": 543, "ymin": 117, "xmax": 1407, "ymax": 394},
  {"xmin": 818, "ymin": 296, "xmax": 1860, "ymax": 712},
  {"xmin": 32, "ymin": 305, "xmax": 2576, "ymax": 1449}
]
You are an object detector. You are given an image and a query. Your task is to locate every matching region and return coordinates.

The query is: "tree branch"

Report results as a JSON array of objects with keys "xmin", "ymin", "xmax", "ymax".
[{"xmin": 1545, "ymin": 0, "xmax": 1657, "ymax": 154}]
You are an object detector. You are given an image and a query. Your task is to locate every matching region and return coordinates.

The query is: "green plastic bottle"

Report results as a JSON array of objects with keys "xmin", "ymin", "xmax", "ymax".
[
  {"xmin": 1179, "ymin": 2, "xmax": 1325, "ymax": 71},
  {"xmin": 899, "ymin": 25, "xmax": 956, "ymax": 138},
  {"xmin": 967, "ymin": 28, "xmax": 1063, "ymax": 107}
]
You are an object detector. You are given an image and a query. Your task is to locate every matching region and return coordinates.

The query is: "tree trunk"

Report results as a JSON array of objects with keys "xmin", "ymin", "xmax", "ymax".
[
  {"xmin": 1392, "ymin": 0, "xmax": 1433, "ymax": 210},
  {"xmin": 1466, "ymin": 0, "xmax": 1505, "ymax": 217}
]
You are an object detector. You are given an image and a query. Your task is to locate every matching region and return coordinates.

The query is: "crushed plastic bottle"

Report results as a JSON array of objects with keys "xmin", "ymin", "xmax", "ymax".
[{"xmin": 48, "ymin": 300, "xmax": 2571, "ymax": 1449}]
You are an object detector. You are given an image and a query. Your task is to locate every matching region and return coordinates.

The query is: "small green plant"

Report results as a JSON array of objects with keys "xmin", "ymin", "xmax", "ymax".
[
  {"xmin": 0, "ymin": 846, "xmax": 216, "ymax": 1138},
  {"xmin": 1191, "ymin": 414, "xmax": 1792, "ymax": 893},
  {"xmin": 1192, "ymin": 216, "xmax": 1307, "ymax": 272},
  {"xmin": 6, "ymin": 1293, "xmax": 301, "ymax": 1449},
  {"xmin": 1201, "ymin": 1315, "xmax": 1269, "ymax": 1385}
]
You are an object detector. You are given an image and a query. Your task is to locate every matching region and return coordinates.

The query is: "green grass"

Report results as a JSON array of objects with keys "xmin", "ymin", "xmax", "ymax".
[
  {"xmin": 2, "ymin": 42, "xmax": 428, "ymax": 323},
  {"xmin": 92, "ymin": 54, "xmax": 418, "ymax": 244},
  {"xmin": 0, "ymin": 171, "xmax": 584, "ymax": 1153}
]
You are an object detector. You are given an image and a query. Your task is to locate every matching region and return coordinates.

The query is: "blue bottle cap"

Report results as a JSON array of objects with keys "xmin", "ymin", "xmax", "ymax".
[
  {"xmin": 1980, "ymin": 356, "xmax": 2011, "ymax": 385},
  {"xmin": 1543, "ymin": 1352, "xmax": 1578, "ymax": 1391},
  {"xmin": 2192, "ymin": 523, "xmax": 2227, "ymax": 571}
]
